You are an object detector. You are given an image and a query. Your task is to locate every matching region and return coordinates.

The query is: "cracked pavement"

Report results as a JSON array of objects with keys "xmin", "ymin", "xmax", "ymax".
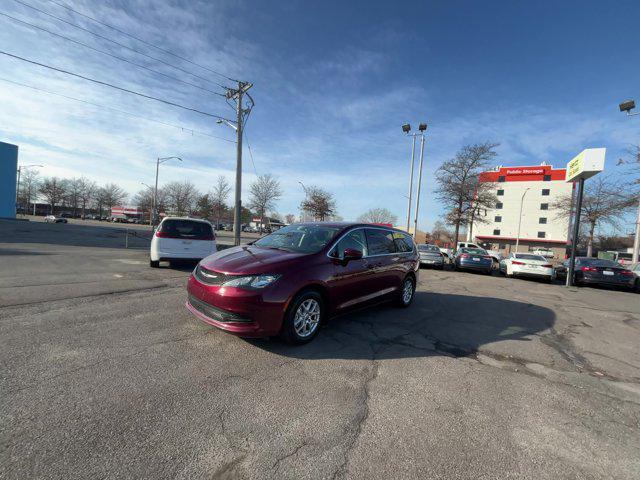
[{"xmin": 1, "ymin": 220, "xmax": 640, "ymax": 479}]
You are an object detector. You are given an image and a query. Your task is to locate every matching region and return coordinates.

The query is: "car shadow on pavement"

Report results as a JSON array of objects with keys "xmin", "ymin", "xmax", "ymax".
[{"xmin": 249, "ymin": 291, "xmax": 555, "ymax": 361}]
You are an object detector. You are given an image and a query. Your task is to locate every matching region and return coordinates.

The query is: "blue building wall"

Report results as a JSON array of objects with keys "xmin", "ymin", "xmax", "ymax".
[{"xmin": 0, "ymin": 142, "xmax": 18, "ymax": 218}]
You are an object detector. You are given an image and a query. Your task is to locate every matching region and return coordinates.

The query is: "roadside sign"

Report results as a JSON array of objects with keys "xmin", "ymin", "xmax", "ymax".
[{"xmin": 565, "ymin": 148, "xmax": 605, "ymax": 182}]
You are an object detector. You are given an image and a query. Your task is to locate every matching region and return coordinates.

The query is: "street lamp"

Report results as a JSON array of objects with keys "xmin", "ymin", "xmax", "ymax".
[
  {"xmin": 153, "ymin": 156, "xmax": 182, "ymax": 226},
  {"xmin": 402, "ymin": 122, "xmax": 427, "ymax": 236},
  {"xmin": 618, "ymin": 97, "xmax": 640, "ymax": 263},
  {"xmin": 619, "ymin": 99, "xmax": 637, "ymax": 116},
  {"xmin": 413, "ymin": 123, "xmax": 428, "ymax": 238},
  {"xmin": 16, "ymin": 164, "xmax": 43, "ymax": 215},
  {"xmin": 515, "ymin": 187, "xmax": 530, "ymax": 253}
]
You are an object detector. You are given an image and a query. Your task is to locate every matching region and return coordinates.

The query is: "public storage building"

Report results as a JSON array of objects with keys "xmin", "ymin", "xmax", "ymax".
[{"xmin": 473, "ymin": 163, "xmax": 573, "ymax": 259}]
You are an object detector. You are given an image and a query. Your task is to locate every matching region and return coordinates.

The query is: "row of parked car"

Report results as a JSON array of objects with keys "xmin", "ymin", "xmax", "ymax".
[{"xmin": 418, "ymin": 243, "xmax": 640, "ymax": 292}]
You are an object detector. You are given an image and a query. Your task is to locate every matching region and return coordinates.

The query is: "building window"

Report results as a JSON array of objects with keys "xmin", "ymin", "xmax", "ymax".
[
  {"xmin": 494, "ymin": 216, "xmax": 502, "ymax": 222},
  {"xmin": 496, "ymin": 202, "xmax": 503, "ymax": 209},
  {"xmin": 542, "ymin": 189, "xmax": 550, "ymax": 196},
  {"xmin": 543, "ymin": 175, "xmax": 551, "ymax": 181},
  {"xmin": 539, "ymin": 217, "xmax": 547, "ymax": 224},
  {"xmin": 497, "ymin": 189, "xmax": 504, "ymax": 196},
  {"xmin": 498, "ymin": 176, "xmax": 505, "ymax": 182},
  {"xmin": 540, "ymin": 203, "xmax": 549, "ymax": 210},
  {"xmin": 493, "ymin": 229, "xmax": 501, "ymax": 235},
  {"xmin": 537, "ymin": 231, "xmax": 546, "ymax": 239}
]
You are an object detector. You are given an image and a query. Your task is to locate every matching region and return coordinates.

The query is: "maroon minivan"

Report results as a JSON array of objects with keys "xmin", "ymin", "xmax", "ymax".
[{"xmin": 186, "ymin": 222, "xmax": 419, "ymax": 344}]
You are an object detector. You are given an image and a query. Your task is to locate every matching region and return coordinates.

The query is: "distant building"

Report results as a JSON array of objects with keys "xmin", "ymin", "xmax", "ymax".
[
  {"xmin": 0, "ymin": 142, "xmax": 18, "ymax": 218},
  {"xmin": 473, "ymin": 163, "xmax": 573, "ymax": 259},
  {"xmin": 111, "ymin": 205, "xmax": 144, "ymax": 222}
]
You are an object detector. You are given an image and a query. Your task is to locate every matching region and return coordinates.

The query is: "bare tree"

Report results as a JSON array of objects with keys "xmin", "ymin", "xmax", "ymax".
[
  {"xmin": 66, "ymin": 178, "xmax": 85, "ymax": 217},
  {"xmin": 100, "ymin": 183, "xmax": 128, "ymax": 213},
  {"xmin": 357, "ymin": 208, "xmax": 398, "ymax": 225},
  {"xmin": 284, "ymin": 213, "xmax": 296, "ymax": 224},
  {"xmin": 431, "ymin": 220, "xmax": 454, "ymax": 246},
  {"xmin": 553, "ymin": 175, "xmax": 634, "ymax": 256},
  {"xmin": 164, "ymin": 180, "xmax": 200, "ymax": 216},
  {"xmin": 133, "ymin": 187, "xmax": 155, "ymax": 220},
  {"xmin": 300, "ymin": 186, "xmax": 336, "ymax": 221},
  {"xmin": 76, "ymin": 177, "xmax": 97, "ymax": 218},
  {"xmin": 210, "ymin": 175, "xmax": 231, "ymax": 227},
  {"xmin": 435, "ymin": 142, "xmax": 499, "ymax": 249},
  {"xmin": 196, "ymin": 193, "xmax": 214, "ymax": 219},
  {"xmin": 18, "ymin": 168, "xmax": 40, "ymax": 214},
  {"xmin": 248, "ymin": 174, "xmax": 282, "ymax": 232},
  {"xmin": 38, "ymin": 177, "xmax": 67, "ymax": 214}
]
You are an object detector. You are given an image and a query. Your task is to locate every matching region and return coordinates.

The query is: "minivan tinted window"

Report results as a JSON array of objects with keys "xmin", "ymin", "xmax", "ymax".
[
  {"xmin": 393, "ymin": 232, "xmax": 414, "ymax": 253},
  {"xmin": 365, "ymin": 229, "xmax": 397, "ymax": 255},
  {"xmin": 159, "ymin": 220, "xmax": 213, "ymax": 239},
  {"xmin": 331, "ymin": 229, "xmax": 368, "ymax": 259}
]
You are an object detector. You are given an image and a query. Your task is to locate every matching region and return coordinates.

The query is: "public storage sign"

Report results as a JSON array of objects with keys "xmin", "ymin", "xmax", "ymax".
[{"xmin": 566, "ymin": 148, "xmax": 605, "ymax": 182}]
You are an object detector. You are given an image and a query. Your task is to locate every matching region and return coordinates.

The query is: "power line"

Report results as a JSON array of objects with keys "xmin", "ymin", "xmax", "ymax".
[
  {"xmin": 0, "ymin": 76, "xmax": 236, "ymax": 142},
  {"xmin": 244, "ymin": 131, "xmax": 259, "ymax": 176},
  {"xmin": 11, "ymin": 0, "xmax": 229, "ymax": 90},
  {"xmin": 0, "ymin": 50, "xmax": 235, "ymax": 121},
  {"xmin": 45, "ymin": 0, "xmax": 239, "ymax": 83},
  {"xmin": 0, "ymin": 12, "xmax": 225, "ymax": 97}
]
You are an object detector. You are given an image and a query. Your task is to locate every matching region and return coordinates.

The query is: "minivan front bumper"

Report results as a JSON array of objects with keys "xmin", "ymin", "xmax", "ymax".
[{"xmin": 186, "ymin": 274, "xmax": 286, "ymax": 337}]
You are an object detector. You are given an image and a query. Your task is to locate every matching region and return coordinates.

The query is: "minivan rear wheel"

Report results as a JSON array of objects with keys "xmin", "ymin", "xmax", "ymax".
[
  {"xmin": 397, "ymin": 276, "xmax": 415, "ymax": 308},
  {"xmin": 281, "ymin": 290, "xmax": 324, "ymax": 345}
]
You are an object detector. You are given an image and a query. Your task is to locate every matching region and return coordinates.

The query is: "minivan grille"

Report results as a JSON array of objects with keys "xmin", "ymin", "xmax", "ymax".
[
  {"xmin": 194, "ymin": 264, "xmax": 233, "ymax": 285},
  {"xmin": 188, "ymin": 295, "xmax": 250, "ymax": 323}
]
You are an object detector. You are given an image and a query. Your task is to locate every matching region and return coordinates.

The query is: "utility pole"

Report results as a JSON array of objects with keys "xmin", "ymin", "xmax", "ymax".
[{"xmin": 227, "ymin": 81, "xmax": 253, "ymax": 246}]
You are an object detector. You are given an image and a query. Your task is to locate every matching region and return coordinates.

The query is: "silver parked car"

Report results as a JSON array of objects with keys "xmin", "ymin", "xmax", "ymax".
[{"xmin": 417, "ymin": 244, "xmax": 445, "ymax": 269}]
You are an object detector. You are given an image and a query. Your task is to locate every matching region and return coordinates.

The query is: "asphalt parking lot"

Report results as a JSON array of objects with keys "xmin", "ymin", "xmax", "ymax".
[{"xmin": 1, "ymin": 220, "xmax": 639, "ymax": 479}]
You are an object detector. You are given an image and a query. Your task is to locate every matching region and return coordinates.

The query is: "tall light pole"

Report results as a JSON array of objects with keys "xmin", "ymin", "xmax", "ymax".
[
  {"xmin": 402, "ymin": 123, "xmax": 416, "ymax": 232},
  {"xmin": 515, "ymin": 187, "xmax": 530, "ymax": 253},
  {"xmin": 16, "ymin": 164, "xmax": 43, "ymax": 215},
  {"xmin": 153, "ymin": 156, "xmax": 182, "ymax": 226},
  {"xmin": 412, "ymin": 123, "xmax": 428, "ymax": 238},
  {"xmin": 618, "ymin": 99, "xmax": 640, "ymax": 263}
]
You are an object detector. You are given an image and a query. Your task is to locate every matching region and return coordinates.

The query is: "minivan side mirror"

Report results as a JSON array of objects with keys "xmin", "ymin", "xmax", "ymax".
[{"xmin": 343, "ymin": 248, "xmax": 363, "ymax": 261}]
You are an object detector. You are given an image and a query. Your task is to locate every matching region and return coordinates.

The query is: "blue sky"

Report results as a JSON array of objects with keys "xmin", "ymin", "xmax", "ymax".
[{"xmin": 1, "ymin": 0, "xmax": 639, "ymax": 232}]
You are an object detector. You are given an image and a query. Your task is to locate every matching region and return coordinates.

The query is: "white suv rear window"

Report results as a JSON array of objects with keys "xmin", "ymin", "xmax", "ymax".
[{"xmin": 159, "ymin": 220, "xmax": 213, "ymax": 239}]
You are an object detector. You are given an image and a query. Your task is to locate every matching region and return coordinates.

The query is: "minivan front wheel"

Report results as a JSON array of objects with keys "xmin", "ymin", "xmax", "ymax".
[
  {"xmin": 397, "ymin": 276, "xmax": 415, "ymax": 308},
  {"xmin": 282, "ymin": 290, "xmax": 324, "ymax": 345}
]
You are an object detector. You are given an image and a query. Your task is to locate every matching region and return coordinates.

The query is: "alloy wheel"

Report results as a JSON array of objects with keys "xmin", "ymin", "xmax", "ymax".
[
  {"xmin": 402, "ymin": 279, "xmax": 414, "ymax": 304},
  {"xmin": 293, "ymin": 298, "xmax": 321, "ymax": 338}
]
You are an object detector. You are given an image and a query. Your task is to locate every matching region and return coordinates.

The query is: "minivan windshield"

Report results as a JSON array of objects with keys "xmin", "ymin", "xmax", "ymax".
[{"xmin": 253, "ymin": 224, "xmax": 341, "ymax": 254}]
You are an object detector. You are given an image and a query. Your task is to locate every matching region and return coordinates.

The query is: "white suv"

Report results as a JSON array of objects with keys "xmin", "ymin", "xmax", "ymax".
[{"xmin": 150, "ymin": 217, "xmax": 217, "ymax": 268}]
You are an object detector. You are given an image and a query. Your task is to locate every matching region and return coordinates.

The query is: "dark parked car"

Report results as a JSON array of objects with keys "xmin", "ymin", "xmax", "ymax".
[
  {"xmin": 417, "ymin": 244, "xmax": 444, "ymax": 269},
  {"xmin": 555, "ymin": 257, "xmax": 636, "ymax": 290},
  {"xmin": 453, "ymin": 247, "xmax": 493, "ymax": 274},
  {"xmin": 186, "ymin": 222, "xmax": 419, "ymax": 344}
]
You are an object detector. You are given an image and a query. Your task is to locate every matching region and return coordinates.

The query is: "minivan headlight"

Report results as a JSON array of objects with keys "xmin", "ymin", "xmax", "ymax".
[{"xmin": 222, "ymin": 274, "xmax": 280, "ymax": 289}]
